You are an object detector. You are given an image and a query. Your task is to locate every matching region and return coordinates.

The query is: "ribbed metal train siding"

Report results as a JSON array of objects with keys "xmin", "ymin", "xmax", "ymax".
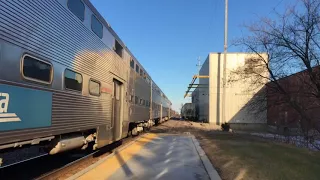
[
  {"xmin": 52, "ymin": 92, "xmax": 111, "ymax": 128},
  {"xmin": 0, "ymin": 0, "xmax": 126, "ymax": 83},
  {"xmin": 127, "ymin": 67, "xmax": 151, "ymax": 122},
  {"xmin": 0, "ymin": 0, "xmax": 171, "ymax": 146},
  {"xmin": 0, "ymin": 0, "xmax": 123, "ymax": 145}
]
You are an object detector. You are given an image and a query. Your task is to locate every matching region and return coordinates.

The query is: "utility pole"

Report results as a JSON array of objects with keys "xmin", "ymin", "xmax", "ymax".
[
  {"xmin": 222, "ymin": 0, "xmax": 228, "ymax": 124},
  {"xmin": 150, "ymin": 80, "xmax": 153, "ymax": 120}
]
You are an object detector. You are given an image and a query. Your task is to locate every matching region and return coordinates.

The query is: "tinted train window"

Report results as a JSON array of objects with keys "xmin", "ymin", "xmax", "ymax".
[
  {"xmin": 140, "ymin": 69, "xmax": 143, "ymax": 76},
  {"xmin": 22, "ymin": 55, "xmax": 52, "ymax": 84},
  {"xmin": 89, "ymin": 80, "xmax": 100, "ymax": 96},
  {"xmin": 114, "ymin": 40, "xmax": 123, "ymax": 58},
  {"xmin": 136, "ymin": 64, "xmax": 140, "ymax": 73},
  {"xmin": 135, "ymin": 96, "xmax": 139, "ymax": 104},
  {"xmin": 65, "ymin": 69, "xmax": 83, "ymax": 92},
  {"xmin": 67, "ymin": 0, "xmax": 85, "ymax": 21},
  {"xmin": 130, "ymin": 95, "xmax": 134, "ymax": 102},
  {"xmin": 91, "ymin": 15, "xmax": 103, "ymax": 38},
  {"xmin": 130, "ymin": 59, "xmax": 134, "ymax": 69}
]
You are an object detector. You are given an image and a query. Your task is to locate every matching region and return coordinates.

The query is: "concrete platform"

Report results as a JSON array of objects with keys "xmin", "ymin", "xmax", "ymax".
[{"xmin": 68, "ymin": 133, "xmax": 221, "ymax": 180}]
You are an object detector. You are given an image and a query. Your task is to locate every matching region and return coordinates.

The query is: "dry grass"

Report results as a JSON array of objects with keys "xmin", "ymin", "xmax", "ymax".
[{"xmin": 151, "ymin": 120, "xmax": 320, "ymax": 180}]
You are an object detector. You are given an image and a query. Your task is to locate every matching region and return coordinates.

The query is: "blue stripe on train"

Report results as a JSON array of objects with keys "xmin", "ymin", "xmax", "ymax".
[{"xmin": 0, "ymin": 84, "xmax": 52, "ymax": 131}]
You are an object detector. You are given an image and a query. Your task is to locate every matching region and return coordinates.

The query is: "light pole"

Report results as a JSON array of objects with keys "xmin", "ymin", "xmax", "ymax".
[{"xmin": 222, "ymin": 0, "xmax": 228, "ymax": 124}]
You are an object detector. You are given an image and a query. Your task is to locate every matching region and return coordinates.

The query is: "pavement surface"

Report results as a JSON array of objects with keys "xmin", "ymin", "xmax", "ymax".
[{"xmin": 69, "ymin": 133, "xmax": 220, "ymax": 180}]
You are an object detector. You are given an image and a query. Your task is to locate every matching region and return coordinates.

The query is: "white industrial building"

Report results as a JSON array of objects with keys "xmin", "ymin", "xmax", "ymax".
[{"xmin": 190, "ymin": 52, "xmax": 268, "ymax": 130}]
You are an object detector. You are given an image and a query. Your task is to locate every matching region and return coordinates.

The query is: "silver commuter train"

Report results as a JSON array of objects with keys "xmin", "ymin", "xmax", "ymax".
[{"xmin": 0, "ymin": 0, "xmax": 171, "ymax": 167}]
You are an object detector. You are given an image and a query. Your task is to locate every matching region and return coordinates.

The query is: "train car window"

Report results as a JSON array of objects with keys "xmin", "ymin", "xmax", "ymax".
[
  {"xmin": 136, "ymin": 64, "xmax": 140, "ymax": 73},
  {"xmin": 67, "ymin": 0, "xmax": 85, "ymax": 21},
  {"xmin": 91, "ymin": 15, "xmax": 103, "ymax": 38},
  {"xmin": 22, "ymin": 55, "xmax": 52, "ymax": 84},
  {"xmin": 143, "ymin": 73, "xmax": 146, "ymax": 79},
  {"xmin": 142, "ymin": 99, "xmax": 146, "ymax": 106},
  {"xmin": 114, "ymin": 40, "xmax": 123, "ymax": 58},
  {"xmin": 135, "ymin": 96, "xmax": 139, "ymax": 104},
  {"xmin": 130, "ymin": 59, "xmax": 135, "ymax": 69},
  {"xmin": 130, "ymin": 95, "xmax": 134, "ymax": 103},
  {"xmin": 140, "ymin": 69, "xmax": 143, "ymax": 76},
  {"xmin": 65, "ymin": 69, "xmax": 83, "ymax": 92},
  {"xmin": 89, "ymin": 79, "xmax": 100, "ymax": 96}
]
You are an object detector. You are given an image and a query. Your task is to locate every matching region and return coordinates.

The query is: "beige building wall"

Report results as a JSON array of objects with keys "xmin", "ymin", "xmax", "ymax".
[
  {"xmin": 208, "ymin": 53, "xmax": 223, "ymax": 124},
  {"xmin": 196, "ymin": 53, "xmax": 268, "ymax": 126}
]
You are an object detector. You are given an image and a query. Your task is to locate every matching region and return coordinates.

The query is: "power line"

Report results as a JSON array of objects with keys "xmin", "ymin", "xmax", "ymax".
[{"xmin": 269, "ymin": 0, "xmax": 284, "ymax": 14}]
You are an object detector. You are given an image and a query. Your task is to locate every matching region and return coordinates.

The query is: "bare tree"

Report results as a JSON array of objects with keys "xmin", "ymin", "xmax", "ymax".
[{"xmin": 231, "ymin": 0, "xmax": 320, "ymax": 142}]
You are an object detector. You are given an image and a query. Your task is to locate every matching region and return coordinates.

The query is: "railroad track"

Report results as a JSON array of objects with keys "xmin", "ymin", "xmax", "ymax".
[
  {"xmin": 0, "ymin": 133, "xmax": 145, "ymax": 180},
  {"xmin": 36, "ymin": 150, "xmax": 100, "ymax": 180}
]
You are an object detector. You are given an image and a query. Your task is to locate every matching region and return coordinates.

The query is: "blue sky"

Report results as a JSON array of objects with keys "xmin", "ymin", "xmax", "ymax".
[{"xmin": 90, "ymin": 0, "xmax": 293, "ymax": 111}]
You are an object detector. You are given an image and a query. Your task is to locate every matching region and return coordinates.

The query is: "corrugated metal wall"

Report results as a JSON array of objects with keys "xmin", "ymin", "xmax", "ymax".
[
  {"xmin": 194, "ymin": 53, "xmax": 268, "ymax": 124},
  {"xmin": 209, "ymin": 53, "xmax": 268, "ymax": 125}
]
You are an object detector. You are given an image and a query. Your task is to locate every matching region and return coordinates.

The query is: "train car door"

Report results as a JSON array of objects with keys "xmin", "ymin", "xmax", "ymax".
[{"xmin": 112, "ymin": 79, "xmax": 122, "ymax": 141}]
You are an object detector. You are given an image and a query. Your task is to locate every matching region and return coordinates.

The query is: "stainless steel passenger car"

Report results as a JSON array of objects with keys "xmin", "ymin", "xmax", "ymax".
[{"xmin": 0, "ymin": 0, "xmax": 171, "ymax": 167}]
